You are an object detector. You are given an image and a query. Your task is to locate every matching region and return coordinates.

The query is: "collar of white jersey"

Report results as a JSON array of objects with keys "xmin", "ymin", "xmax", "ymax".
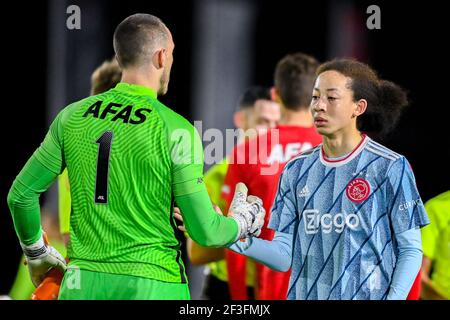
[{"xmin": 320, "ymin": 134, "xmax": 369, "ymax": 167}]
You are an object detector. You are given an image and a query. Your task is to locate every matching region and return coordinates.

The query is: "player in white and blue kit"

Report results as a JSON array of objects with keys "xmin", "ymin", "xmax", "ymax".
[{"xmin": 229, "ymin": 59, "xmax": 430, "ymax": 300}]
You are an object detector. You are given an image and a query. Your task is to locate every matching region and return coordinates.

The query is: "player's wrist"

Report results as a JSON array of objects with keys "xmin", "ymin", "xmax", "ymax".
[
  {"xmin": 21, "ymin": 234, "xmax": 49, "ymax": 260},
  {"xmin": 231, "ymin": 214, "xmax": 249, "ymax": 241}
]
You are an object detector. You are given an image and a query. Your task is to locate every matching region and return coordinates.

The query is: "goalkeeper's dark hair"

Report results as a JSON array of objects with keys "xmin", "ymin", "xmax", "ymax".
[
  {"xmin": 274, "ymin": 52, "xmax": 319, "ymax": 111},
  {"xmin": 317, "ymin": 59, "xmax": 409, "ymax": 138},
  {"xmin": 113, "ymin": 13, "xmax": 169, "ymax": 69},
  {"xmin": 237, "ymin": 86, "xmax": 271, "ymax": 112}
]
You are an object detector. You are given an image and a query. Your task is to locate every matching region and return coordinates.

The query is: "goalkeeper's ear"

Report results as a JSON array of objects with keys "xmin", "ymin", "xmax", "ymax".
[
  {"xmin": 154, "ymin": 48, "xmax": 167, "ymax": 70},
  {"xmin": 271, "ymin": 87, "xmax": 282, "ymax": 104}
]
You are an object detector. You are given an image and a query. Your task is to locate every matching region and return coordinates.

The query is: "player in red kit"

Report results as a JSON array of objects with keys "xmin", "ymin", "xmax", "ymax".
[{"xmin": 222, "ymin": 53, "xmax": 322, "ymax": 300}]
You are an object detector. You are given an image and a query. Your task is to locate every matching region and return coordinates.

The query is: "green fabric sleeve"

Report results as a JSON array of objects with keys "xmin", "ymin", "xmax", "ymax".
[
  {"xmin": 7, "ymin": 155, "xmax": 61, "ymax": 245},
  {"xmin": 154, "ymin": 102, "xmax": 238, "ymax": 246},
  {"xmin": 171, "ymin": 126, "xmax": 205, "ymax": 197},
  {"xmin": 153, "ymin": 102, "xmax": 204, "ymax": 197},
  {"xmin": 7, "ymin": 110, "xmax": 67, "ymax": 245},
  {"xmin": 176, "ymin": 186, "xmax": 238, "ymax": 247},
  {"xmin": 203, "ymin": 160, "xmax": 228, "ymax": 212}
]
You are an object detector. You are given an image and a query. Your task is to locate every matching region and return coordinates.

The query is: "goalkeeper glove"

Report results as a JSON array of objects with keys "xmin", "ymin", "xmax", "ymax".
[
  {"xmin": 229, "ymin": 182, "xmax": 265, "ymax": 240},
  {"xmin": 21, "ymin": 232, "xmax": 67, "ymax": 287}
]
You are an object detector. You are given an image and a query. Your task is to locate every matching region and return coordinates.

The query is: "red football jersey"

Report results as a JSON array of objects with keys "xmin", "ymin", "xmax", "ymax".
[
  {"xmin": 223, "ymin": 125, "xmax": 322, "ymax": 300},
  {"xmin": 406, "ymin": 267, "xmax": 422, "ymax": 300}
]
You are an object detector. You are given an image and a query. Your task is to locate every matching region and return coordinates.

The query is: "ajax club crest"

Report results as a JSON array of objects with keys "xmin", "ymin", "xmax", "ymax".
[{"xmin": 346, "ymin": 178, "xmax": 370, "ymax": 203}]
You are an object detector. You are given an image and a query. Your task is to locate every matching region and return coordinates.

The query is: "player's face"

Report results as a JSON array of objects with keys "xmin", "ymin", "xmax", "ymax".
[
  {"xmin": 251, "ymin": 99, "xmax": 281, "ymax": 133},
  {"xmin": 159, "ymin": 31, "xmax": 174, "ymax": 96},
  {"xmin": 310, "ymin": 70, "xmax": 358, "ymax": 137},
  {"xmin": 243, "ymin": 99, "xmax": 281, "ymax": 137}
]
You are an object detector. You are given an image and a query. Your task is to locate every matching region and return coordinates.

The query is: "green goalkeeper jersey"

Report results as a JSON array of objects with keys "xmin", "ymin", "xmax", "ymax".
[{"xmin": 8, "ymin": 83, "xmax": 239, "ymax": 283}]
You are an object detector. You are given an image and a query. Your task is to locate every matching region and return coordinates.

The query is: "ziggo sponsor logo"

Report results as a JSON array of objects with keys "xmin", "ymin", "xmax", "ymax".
[{"xmin": 303, "ymin": 209, "xmax": 360, "ymax": 234}]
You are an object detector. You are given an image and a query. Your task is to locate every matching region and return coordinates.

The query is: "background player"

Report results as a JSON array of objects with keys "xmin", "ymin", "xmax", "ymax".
[
  {"xmin": 7, "ymin": 13, "xmax": 265, "ymax": 300},
  {"xmin": 228, "ymin": 58, "xmax": 430, "ymax": 300}
]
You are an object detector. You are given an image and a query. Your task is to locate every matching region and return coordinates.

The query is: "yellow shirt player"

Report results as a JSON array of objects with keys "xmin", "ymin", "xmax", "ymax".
[{"xmin": 421, "ymin": 191, "xmax": 450, "ymax": 300}]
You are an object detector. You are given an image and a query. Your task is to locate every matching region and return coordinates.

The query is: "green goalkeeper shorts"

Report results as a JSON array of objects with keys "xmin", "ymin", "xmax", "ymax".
[{"xmin": 58, "ymin": 268, "xmax": 190, "ymax": 300}]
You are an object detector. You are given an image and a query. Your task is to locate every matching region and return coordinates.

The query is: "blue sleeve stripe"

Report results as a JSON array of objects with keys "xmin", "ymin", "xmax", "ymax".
[
  {"xmin": 367, "ymin": 140, "xmax": 401, "ymax": 159},
  {"xmin": 388, "ymin": 158, "xmax": 406, "ymax": 223}
]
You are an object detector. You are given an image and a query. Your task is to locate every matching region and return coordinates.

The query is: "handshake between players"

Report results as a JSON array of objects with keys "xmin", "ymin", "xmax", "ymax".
[
  {"xmin": 23, "ymin": 182, "xmax": 264, "ymax": 291},
  {"xmin": 176, "ymin": 182, "xmax": 265, "ymax": 242}
]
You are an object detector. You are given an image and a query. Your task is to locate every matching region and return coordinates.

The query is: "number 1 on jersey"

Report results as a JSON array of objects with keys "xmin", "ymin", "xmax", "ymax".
[{"xmin": 95, "ymin": 131, "xmax": 113, "ymax": 204}]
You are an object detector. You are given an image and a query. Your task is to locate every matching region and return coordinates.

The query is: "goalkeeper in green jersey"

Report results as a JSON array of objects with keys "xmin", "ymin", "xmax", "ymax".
[{"xmin": 7, "ymin": 13, "xmax": 265, "ymax": 300}]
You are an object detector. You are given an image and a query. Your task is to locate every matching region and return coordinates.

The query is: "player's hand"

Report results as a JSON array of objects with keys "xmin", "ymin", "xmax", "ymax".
[
  {"xmin": 174, "ymin": 207, "xmax": 186, "ymax": 232},
  {"xmin": 246, "ymin": 195, "xmax": 265, "ymax": 237},
  {"xmin": 229, "ymin": 183, "xmax": 265, "ymax": 240},
  {"xmin": 174, "ymin": 205, "xmax": 223, "ymax": 233},
  {"xmin": 212, "ymin": 204, "xmax": 224, "ymax": 216},
  {"xmin": 21, "ymin": 232, "xmax": 67, "ymax": 287}
]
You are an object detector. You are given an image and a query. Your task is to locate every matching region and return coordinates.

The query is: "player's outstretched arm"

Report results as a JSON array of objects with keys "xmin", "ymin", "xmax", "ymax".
[
  {"xmin": 165, "ymin": 109, "xmax": 265, "ymax": 247},
  {"xmin": 175, "ymin": 183, "xmax": 265, "ymax": 247},
  {"xmin": 175, "ymin": 203, "xmax": 291, "ymax": 271},
  {"xmin": 227, "ymin": 159, "xmax": 297, "ymax": 272},
  {"xmin": 229, "ymin": 231, "xmax": 293, "ymax": 272},
  {"xmin": 174, "ymin": 204, "xmax": 291, "ymax": 272},
  {"xmin": 174, "ymin": 206, "xmax": 226, "ymax": 264}
]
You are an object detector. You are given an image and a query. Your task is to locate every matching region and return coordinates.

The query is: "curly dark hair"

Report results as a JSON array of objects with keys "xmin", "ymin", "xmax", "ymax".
[{"xmin": 317, "ymin": 59, "xmax": 409, "ymax": 138}]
